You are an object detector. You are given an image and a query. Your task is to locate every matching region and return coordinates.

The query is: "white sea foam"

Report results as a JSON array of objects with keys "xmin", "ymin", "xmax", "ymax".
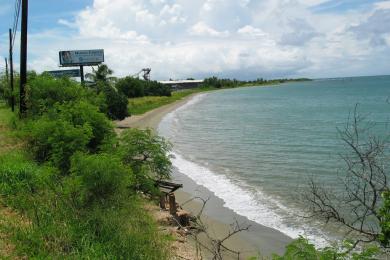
[
  {"xmin": 171, "ymin": 152, "xmax": 331, "ymax": 247},
  {"xmin": 158, "ymin": 93, "xmax": 334, "ymax": 248}
]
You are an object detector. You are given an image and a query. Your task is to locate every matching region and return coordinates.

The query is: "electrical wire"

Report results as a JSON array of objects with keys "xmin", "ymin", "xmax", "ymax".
[{"xmin": 11, "ymin": 0, "xmax": 21, "ymax": 49}]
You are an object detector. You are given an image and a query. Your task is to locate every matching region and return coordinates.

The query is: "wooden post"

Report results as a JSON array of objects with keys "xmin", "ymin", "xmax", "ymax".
[
  {"xmin": 159, "ymin": 194, "xmax": 166, "ymax": 210},
  {"xmin": 168, "ymin": 193, "xmax": 177, "ymax": 216}
]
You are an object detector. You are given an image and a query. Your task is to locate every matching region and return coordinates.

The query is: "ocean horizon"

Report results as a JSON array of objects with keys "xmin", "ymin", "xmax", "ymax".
[{"xmin": 158, "ymin": 75, "xmax": 390, "ymax": 247}]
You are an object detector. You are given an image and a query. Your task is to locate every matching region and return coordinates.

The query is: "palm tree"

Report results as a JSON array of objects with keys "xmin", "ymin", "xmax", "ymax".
[{"xmin": 85, "ymin": 64, "xmax": 116, "ymax": 85}]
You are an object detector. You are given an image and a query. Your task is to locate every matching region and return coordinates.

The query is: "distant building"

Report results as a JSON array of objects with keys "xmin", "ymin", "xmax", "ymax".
[{"xmin": 159, "ymin": 79, "xmax": 204, "ymax": 90}]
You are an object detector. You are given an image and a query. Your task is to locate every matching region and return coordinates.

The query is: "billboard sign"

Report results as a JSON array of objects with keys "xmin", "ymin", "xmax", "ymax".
[
  {"xmin": 45, "ymin": 69, "xmax": 81, "ymax": 78},
  {"xmin": 59, "ymin": 49, "xmax": 104, "ymax": 66}
]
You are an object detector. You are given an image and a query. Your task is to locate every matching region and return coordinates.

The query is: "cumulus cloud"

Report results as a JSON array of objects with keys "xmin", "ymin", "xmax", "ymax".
[{"xmin": 20, "ymin": 0, "xmax": 390, "ymax": 79}]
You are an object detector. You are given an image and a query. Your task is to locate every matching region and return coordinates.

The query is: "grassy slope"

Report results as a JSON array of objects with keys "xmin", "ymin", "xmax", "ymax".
[
  {"xmin": 0, "ymin": 103, "xmax": 22, "ymax": 259},
  {"xmin": 0, "ymin": 103, "xmax": 19, "ymax": 155},
  {"xmin": 0, "ymin": 103, "xmax": 172, "ymax": 259}
]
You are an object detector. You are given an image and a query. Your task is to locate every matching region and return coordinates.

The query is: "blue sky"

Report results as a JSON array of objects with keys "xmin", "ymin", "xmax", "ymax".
[{"xmin": 0, "ymin": 0, "xmax": 389, "ymax": 80}]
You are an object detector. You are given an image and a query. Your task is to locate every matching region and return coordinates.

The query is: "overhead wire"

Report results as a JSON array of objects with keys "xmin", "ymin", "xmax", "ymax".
[{"xmin": 11, "ymin": 0, "xmax": 22, "ymax": 49}]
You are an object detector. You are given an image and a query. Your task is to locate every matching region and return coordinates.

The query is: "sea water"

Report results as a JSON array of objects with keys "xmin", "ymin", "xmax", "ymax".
[{"xmin": 158, "ymin": 76, "xmax": 390, "ymax": 246}]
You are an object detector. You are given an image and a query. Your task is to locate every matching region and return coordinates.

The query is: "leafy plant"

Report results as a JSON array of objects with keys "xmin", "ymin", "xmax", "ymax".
[
  {"xmin": 67, "ymin": 153, "xmax": 133, "ymax": 207},
  {"xmin": 25, "ymin": 116, "xmax": 92, "ymax": 172},
  {"xmin": 117, "ymin": 128, "xmax": 172, "ymax": 193}
]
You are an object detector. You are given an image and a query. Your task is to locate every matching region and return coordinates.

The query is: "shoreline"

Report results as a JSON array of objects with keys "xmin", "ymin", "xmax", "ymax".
[{"xmin": 116, "ymin": 92, "xmax": 292, "ymax": 257}]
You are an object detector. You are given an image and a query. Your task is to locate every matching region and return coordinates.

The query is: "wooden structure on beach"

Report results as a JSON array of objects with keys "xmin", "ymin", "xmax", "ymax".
[{"xmin": 156, "ymin": 180, "xmax": 191, "ymax": 226}]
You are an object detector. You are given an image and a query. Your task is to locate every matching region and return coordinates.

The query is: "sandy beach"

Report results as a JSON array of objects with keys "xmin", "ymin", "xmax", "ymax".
[{"xmin": 116, "ymin": 93, "xmax": 292, "ymax": 258}]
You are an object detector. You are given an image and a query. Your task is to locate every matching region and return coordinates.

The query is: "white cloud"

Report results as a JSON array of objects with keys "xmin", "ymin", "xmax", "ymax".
[
  {"xmin": 18, "ymin": 0, "xmax": 390, "ymax": 79},
  {"xmin": 189, "ymin": 22, "xmax": 229, "ymax": 37}
]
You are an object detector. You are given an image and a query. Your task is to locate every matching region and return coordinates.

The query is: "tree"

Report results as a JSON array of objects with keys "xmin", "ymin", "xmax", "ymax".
[
  {"xmin": 116, "ymin": 128, "xmax": 173, "ymax": 193},
  {"xmin": 304, "ymin": 105, "xmax": 389, "ymax": 249},
  {"xmin": 85, "ymin": 64, "xmax": 116, "ymax": 88}
]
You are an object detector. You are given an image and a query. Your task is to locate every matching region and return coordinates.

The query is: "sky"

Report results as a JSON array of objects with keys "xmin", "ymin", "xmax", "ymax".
[{"xmin": 0, "ymin": 0, "xmax": 389, "ymax": 80}]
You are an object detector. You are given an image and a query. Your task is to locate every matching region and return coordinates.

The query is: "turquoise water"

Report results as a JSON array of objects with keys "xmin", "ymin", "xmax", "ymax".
[{"xmin": 158, "ymin": 76, "xmax": 390, "ymax": 246}]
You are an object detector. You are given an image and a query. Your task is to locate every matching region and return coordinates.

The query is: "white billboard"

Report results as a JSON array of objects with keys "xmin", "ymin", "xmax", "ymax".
[{"xmin": 59, "ymin": 49, "xmax": 104, "ymax": 66}]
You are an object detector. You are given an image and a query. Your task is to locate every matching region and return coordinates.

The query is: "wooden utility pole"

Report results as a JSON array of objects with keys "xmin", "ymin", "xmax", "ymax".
[
  {"xmin": 80, "ymin": 65, "xmax": 84, "ymax": 85},
  {"xmin": 19, "ymin": 0, "xmax": 28, "ymax": 116},
  {"xmin": 9, "ymin": 28, "xmax": 14, "ymax": 111},
  {"xmin": 5, "ymin": 58, "xmax": 9, "ymax": 83}
]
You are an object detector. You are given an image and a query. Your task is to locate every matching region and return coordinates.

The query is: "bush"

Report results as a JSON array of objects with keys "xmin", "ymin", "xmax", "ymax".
[
  {"xmin": 115, "ymin": 76, "xmax": 171, "ymax": 98},
  {"xmin": 26, "ymin": 74, "xmax": 106, "ymax": 117},
  {"xmin": 102, "ymin": 84, "xmax": 129, "ymax": 120},
  {"xmin": 117, "ymin": 128, "xmax": 172, "ymax": 193},
  {"xmin": 144, "ymin": 80, "xmax": 171, "ymax": 97},
  {"xmin": 25, "ymin": 116, "xmax": 92, "ymax": 172},
  {"xmin": 52, "ymin": 101, "xmax": 114, "ymax": 152},
  {"xmin": 116, "ymin": 76, "xmax": 145, "ymax": 98},
  {"xmin": 66, "ymin": 153, "xmax": 133, "ymax": 207}
]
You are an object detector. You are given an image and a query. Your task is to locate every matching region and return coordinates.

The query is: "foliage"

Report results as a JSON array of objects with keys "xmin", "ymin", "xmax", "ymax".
[
  {"xmin": 117, "ymin": 128, "xmax": 172, "ymax": 193},
  {"xmin": 116, "ymin": 76, "xmax": 171, "ymax": 98},
  {"xmin": 0, "ymin": 152, "xmax": 57, "ymax": 209},
  {"xmin": 85, "ymin": 64, "xmax": 116, "ymax": 86},
  {"xmin": 116, "ymin": 76, "xmax": 145, "ymax": 98},
  {"xmin": 66, "ymin": 153, "xmax": 133, "ymax": 207},
  {"xmin": 26, "ymin": 74, "xmax": 105, "ymax": 117},
  {"xmin": 379, "ymin": 191, "xmax": 390, "ymax": 247},
  {"xmin": 24, "ymin": 115, "xmax": 92, "ymax": 171},
  {"xmin": 127, "ymin": 87, "xmax": 214, "ymax": 115},
  {"xmin": 203, "ymin": 76, "xmax": 239, "ymax": 88},
  {"xmin": 51, "ymin": 101, "xmax": 114, "ymax": 151},
  {"xmin": 272, "ymin": 237, "xmax": 380, "ymax": 260},
  {"xmin": 101, "ymin": 83, "xmax": 129, "ymax": 120},
  {"xmin": 0, "ymin": 153, "xmax": 170, "ymax": 259},
  {"xmin": 202, "ymin": 76, "xmax": 312, "ymax": 89}
]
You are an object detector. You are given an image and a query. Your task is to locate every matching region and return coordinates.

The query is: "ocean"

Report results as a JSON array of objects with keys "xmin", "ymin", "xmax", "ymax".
[{"xmin": 158, "ymin": 76, "xmax": 390, "ymax": 246}]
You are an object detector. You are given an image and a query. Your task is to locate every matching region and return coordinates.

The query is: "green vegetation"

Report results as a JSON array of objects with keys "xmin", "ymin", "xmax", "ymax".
[
  {"xmin": 0, "ymin": 72, "xmax": 172, "ymax": 259},
  {"xmin": 116, "ymin": 76, "xmax": 172, "ymax": 98},
  {"xmin": 0, "ymin": 67, "xmax": 388, "ymax": 259},
  {"xmin": 272, "ymin": 237, "xmax": 380, "ymax": 260},
  {"xmin": 126, "ymin": 76, "xmax": 310, "ymax": 116},
  {"xmin": 202, "ymin": 76, "xmax": 311, "ymax": 89},
  {"xmin": 128, "ymin": 88, "xmax": 213, "ymax": 115}
]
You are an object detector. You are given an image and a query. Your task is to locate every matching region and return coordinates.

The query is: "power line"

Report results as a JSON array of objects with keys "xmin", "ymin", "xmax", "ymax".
[{"xmin": 11, "ymin": 0, "xmax": 21, "ymax": 48}]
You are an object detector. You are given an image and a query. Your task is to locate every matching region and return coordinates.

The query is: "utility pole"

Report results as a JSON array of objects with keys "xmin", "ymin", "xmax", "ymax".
[
  {"xmin": 80, "ymin": 65, "xmax": 84, "ymax": 85},
  {"xmin": 19, "ymin": 0, "xmax": 28, "ymax": 116},
  {"xmin": 5, "ymin": 58, "xmax": 9, "ymax": 83},
  {"xmin": 9, "ymin": 28, "xmax": 14, "ymax": 111}
]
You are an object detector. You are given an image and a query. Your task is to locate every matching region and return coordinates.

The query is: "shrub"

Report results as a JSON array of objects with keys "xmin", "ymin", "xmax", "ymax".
[
  {"xmin": 26, "ymin": 74, "xmax": 105, "ymax": 117},
  {"xmin": 53, "ymin": 101, "xmax": 114, "ymax": 152},
  {"xmin": 116, "ymin": 76, "xmax": 145, "ymax": 98},
  {"xmin": 67, "ymin": 153, "xmax": 133, "ymax": 207},
  {"xmin": 115, "ymin": 76, "xmax": 171, "ymax": 98},
  {"xmin": 144, "ymin": 80, "xmax": 171, "ymax": 97},
  {"xmin": 25, "ymin": 116, "xmax": 92, "ymax": 172},
  {"xmin": 117, "ymin": 128, "xmax": 172, "ymax": 193},
  {"xmin": 102, "ymin": 84, "xmax": 129, "ymax": 120}
]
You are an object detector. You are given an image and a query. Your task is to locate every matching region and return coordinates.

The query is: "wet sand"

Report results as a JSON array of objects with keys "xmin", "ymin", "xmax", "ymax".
[{"xmin": 116, "ymin": 94, "xmax": 292, "ymax": 258}]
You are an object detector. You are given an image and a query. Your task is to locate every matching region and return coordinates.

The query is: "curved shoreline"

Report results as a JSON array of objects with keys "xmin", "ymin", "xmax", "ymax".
[{"xmin": 116, "ymin": 93, "xmax": 292, "ymax": 257}]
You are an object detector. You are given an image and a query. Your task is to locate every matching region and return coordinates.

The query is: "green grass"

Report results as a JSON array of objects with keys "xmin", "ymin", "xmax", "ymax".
[
  {"xmin": 128, "ymin": 87, "xmax": 215, "ymax": 115},
  {"xmin": 0, "ymin": 102, "xmax": 19, "ymax": 155}
]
